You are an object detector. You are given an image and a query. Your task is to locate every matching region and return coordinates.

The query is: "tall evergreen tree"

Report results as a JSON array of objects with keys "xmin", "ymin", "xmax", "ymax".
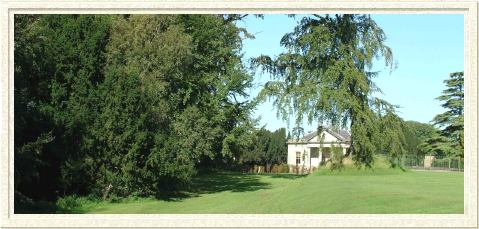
[
  {"xmin": 252, "ymin": 14, "xmax": 395, "ymax": 167},
  {"xmin": 430, "ymin": 71, "xmax": 464, "ymax": 157}
]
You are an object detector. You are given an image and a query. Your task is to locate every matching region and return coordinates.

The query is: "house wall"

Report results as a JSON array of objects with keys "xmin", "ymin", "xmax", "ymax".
[
  {"xmin": 287, "ymin": 142, "xmax": 350, "ymax": 170},
  {"xmin": 287, "ymin": 144, "xmax": 308, "ymax": 166}
]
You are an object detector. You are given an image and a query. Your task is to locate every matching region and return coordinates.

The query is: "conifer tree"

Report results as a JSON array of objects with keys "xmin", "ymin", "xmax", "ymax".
[
  {"xmin": 430, "ymin": 71, "xmax": 464, "ymax": 157},
  {"xmin": 253, "ymin": 14, "xmax": 395, "ymax": 167}
]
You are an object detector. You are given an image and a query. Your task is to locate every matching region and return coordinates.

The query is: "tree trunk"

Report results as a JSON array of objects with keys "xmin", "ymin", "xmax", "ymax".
[
  {"xmin": 266, "ymin": 162, "xmax": 271, "ymax": 173},
  {"xmin": 345, "ymin": 108, "xmax": 355, "ymax": 157}
]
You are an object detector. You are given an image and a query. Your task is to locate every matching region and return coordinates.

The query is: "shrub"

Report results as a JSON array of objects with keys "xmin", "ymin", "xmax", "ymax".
[
  {"xmin": 108, "ymin": 195, "xmax": 121, "ymax": 203},
  {"xmin": 329, "ymin": 146, "xmax": 345, "ymax": 171},
  {"xmin": 56, "ymin": 195, "xmax": 82, "ymax": 211}
]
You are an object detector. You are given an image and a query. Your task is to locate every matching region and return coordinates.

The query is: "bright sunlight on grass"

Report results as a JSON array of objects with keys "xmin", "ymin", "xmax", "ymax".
[{"xmin": 64, "ymin": 168, "xmax": 463, "ymax": 214}]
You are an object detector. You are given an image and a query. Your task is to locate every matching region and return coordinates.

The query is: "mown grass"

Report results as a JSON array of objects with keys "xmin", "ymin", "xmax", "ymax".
[
  {"xmin": 60, "ymin": 167, "xmax": 463, "ymax": 214},
  {"xmin": 18, "ymin": 156, "xmax": 463, "ymax": 214}
]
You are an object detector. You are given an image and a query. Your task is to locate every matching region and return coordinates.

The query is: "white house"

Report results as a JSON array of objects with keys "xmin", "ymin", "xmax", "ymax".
[{"xmin": 287, "ymin": 128, "xmax": 351, "ymax": 171}]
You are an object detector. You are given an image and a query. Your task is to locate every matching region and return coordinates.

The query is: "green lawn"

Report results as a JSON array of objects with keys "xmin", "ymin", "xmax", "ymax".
[{"xmin": 70, "ymin": 168, "xmax": 463, "ymax": 214}]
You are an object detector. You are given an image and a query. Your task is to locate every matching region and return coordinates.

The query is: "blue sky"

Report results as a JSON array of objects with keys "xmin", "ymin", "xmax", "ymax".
[{"xmin": 237, "ymin": 14, "xmax": 464, "ymax": 133}]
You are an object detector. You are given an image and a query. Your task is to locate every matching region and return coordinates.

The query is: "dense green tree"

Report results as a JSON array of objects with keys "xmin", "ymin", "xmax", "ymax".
[
  {"xmin": 238, "ymin": 127, "xmax": 287, "ymax": 171},
  {"xmin": 266, "ymin": 128, "xmax": 287, "ymax": 166},
  {"xmin": 84, "ymin": 15, "xmax": 256, "ymax": 197},
  {"xmin": 252, "ymin": 14, "xmax": 395, "ymax": 167},
  {"xmin": 178, "ymin": 14, "xmax": 256, "ymax": 165},
  {"xmin": 14, "ymin": 15, "xmax": 113, "ymax": 200},
  {"xmin": 431, "ymin": 71, "xmax": 464, "ymax": 157},
  {"xmin": 240, "ymin": 128, "xmax": 270, "ymax": 166},
  {"xmin": 42, "ymin": 15, "xmax": 113, "ymax": 196},
  {"xmin": 14, "ymin": 14, "xmax": 52, "ymax": 202},
  {"xmin": 14, "ymin": 14, "xmax": 256, "ymax": 202}
]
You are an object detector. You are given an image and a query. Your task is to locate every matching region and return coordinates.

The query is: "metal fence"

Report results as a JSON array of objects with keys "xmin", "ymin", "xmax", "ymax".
[{"xmin": 402, "ymin": 156, "xmax": 464, "ymax": 172}]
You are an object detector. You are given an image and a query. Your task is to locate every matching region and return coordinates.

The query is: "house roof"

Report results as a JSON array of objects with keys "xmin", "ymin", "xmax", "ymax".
[
  {"xmin": 337, "ymin": 129, "xmax": 351, "ymax": 141},
  {"xmin": 289, "ymin": 127, "xmax": 351, "ymax": 143}
]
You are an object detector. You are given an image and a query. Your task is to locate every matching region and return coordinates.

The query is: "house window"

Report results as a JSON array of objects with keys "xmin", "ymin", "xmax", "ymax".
[
  {"xmin": 296, "ymin": 152, "xmax": 301, "ymax": 164},
  {"xmin": 311, "ymin": 148, "xmax": 319, "ymax": 158},
  {"xmin": 322, "ymin": 147, "xmax": 331, "ymax": 161}
]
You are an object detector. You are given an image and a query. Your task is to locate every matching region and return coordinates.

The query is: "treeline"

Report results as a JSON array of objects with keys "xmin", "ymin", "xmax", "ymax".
[{"xmin": 15, "ymin": 14, "xmax": 287, "ymax": 206}]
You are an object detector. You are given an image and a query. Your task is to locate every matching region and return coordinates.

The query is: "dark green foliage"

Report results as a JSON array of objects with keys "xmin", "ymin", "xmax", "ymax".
[
  {"xmin": 239, "ymin": 128, "xmax": 269, "ymax": 165},
  {"xmin": 14, "ymin": 14, "xmax": 256, "ymax": 203},
  {"xmin": 252, "ymin": 14, "xmax": 397, "ymax": 168},
  {"xmin": 418, "ymin": 133, "xmax": 456, "ymax": 158},
  {"xmin": 266, "ymin": 128, "xmax": 287, "ymax": 164},
  {"xmin": 14, "ymin": 14, "xmax": 50, "ymax": 200},
  {"xmin": 238, "ymin": 128, "xmax": 287, "ymax": 171},
  {"xmin": 14, "ymin": 15, "xmax": 113, "ymax": 200}
]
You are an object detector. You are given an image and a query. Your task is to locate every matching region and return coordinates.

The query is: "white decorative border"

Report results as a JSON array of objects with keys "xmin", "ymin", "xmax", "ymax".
[{"xmin": 0, "ymin": 0, "xmax": 477, "ymax": 228}]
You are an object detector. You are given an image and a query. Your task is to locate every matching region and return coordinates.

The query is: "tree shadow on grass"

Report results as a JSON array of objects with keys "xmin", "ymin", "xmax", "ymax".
[
  {"xmin": 17, "ymin": 172, "xmax": 305, "ymax": 211},
  {"xmin": 190, "ymin": 172, "xmax": 272, "ymax": 194},
  {"xmin": 15, "ymin": 200, "xmax": 77, "ymax": 214},
  {"xmin": 155, "ymin": 172, "xmax": 272, "ymax": 202}
]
